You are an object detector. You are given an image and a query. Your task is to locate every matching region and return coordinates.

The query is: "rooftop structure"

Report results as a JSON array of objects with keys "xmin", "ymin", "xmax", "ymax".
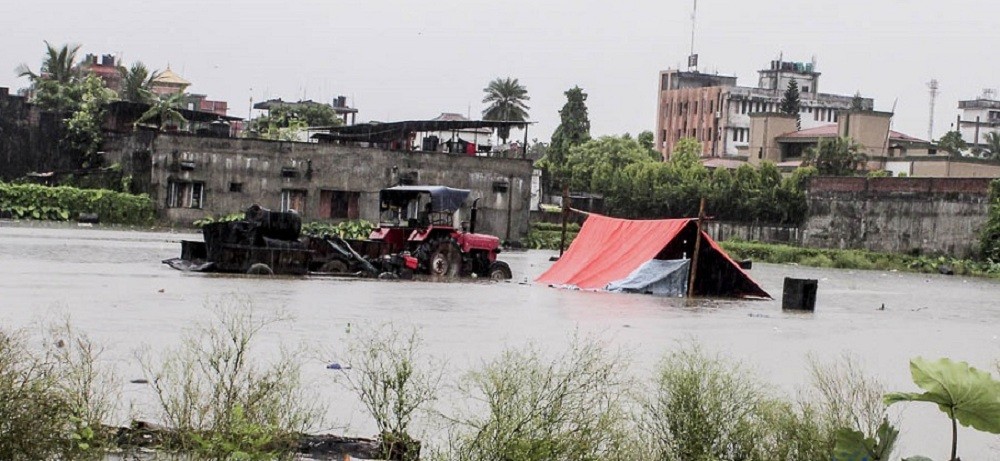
[
  {"xmin": 313, "ymin": 117, "xmax": 530, "ymax": 157},
  {"xmin": 151, "ymin": 67, "xmax": 191, "ymax": 96},
  {"xmin": 78, "ymin": 54, "xmax": 122, "ymax": 93},
  {"xmin": 957, "ymin": 89, "xmax": 1000, "ymax": 152}
]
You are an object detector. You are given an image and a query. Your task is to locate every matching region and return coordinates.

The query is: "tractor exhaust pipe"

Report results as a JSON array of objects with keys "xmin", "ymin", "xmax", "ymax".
[{"xmin": 470, "ymin": 198, "xmax": 480, "ymax": 234}]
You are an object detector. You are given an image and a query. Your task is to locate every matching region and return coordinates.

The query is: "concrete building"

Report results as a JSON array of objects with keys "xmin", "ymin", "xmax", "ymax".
[
  {"xmin": 78, "ymin": 54, "xmax": 122, "ymax": 93},
  {"xmin": 957, "ymin": 89, "xmax": 1000, "ymax": 151},
  {"xmin": 103, "ymin": 133, "xmax": 534, "ymax": 241},
  {"xmin": 748, "ymin": 110, "xmax": 935, "ymax": 168},
  {"xmin": 656, "ymin": 58, "xmax": 873, "ymax": 159}
]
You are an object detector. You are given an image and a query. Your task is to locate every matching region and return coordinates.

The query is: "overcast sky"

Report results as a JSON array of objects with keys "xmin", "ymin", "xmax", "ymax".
[{"xmin": 3, "ymin": 0, "xmax": 997, "ymax": 143}]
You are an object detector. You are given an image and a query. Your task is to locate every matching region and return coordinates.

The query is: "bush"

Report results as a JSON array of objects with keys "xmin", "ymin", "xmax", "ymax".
[
  {"xmin": 0, "ymin": 182, "xmax": 154, "ymax": 225},
  {"xmin": 832, "ymin": 251, "xmax": 875, "ymax": 270},
  {"xmin": 339, "ymin": 324, "xmax": 441, "ymax": 461},
  {"xmin": 799, "ymin": 254, "xmax": 835, "ymax": 268},
  {"xmin": 0, "ymin": 330, "xmax": 78, "ymax": 461},
  {"xmin": 436, "ymin": 335, "xmax": 636, "ymax": 461},
  {"xmin": 138, "ymin": 299, "xmax": 321, "ymax": 458}
]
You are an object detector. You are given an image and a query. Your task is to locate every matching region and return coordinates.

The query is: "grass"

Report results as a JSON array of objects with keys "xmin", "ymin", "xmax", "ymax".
[{"xmin": 721, "ymin": 240, "xmax": 1000, "ymax": 278}]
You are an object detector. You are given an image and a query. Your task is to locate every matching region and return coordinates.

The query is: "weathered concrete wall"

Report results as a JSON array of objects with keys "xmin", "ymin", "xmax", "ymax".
[
  {"xmin": 104, "ymin": 133, "xmax": 534, "ymax": 240},
  {"xmin": 0, "ymin": 93, "xmax": 75, "ymax": 180},
  {"xmin": 803, "ymin": 177, "xmax": 992, "ymax": 257},
  {"xmin": 704, "ymin": 221, "xmax": 801, "ymax": 245}
]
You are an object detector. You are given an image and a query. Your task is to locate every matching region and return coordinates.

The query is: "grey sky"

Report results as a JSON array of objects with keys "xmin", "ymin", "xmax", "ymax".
[{"xmin": 3, "ymin": 0, "xmax": 997, "ymax": 143}]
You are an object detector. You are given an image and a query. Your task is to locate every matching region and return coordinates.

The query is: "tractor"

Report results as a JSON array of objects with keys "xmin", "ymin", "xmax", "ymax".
[{"xmin": 346, "ymin": 185, "xmax": 513, "ymax": 280}]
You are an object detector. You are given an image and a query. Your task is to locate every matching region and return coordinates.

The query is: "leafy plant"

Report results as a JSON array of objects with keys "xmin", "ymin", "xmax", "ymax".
[
  {"xmin": 885, "ymin": 357, "xmax": 1000, "ymax": 461},
  {"xmin": 193, "ymin": 212, "xmax": 244, "ymax": 227},
  {"xmin": 338, "ymin": 323, "xmax": 441, "ymax": 461},
  {"xmin": 832, "ymin": 419, "xmax": 898, "ymax": 461},
  {"xmin": 0, "ymin": 182, "xmax": 154, "ymax": 225},
  {"xmin": 302, "ymin": 219, "xmax": 374, "ymax": 240}
]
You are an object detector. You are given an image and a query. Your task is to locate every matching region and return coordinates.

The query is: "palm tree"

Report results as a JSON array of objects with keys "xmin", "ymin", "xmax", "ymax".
[
  {"xmin": 984, "ymin": 132, "xmax": 1000, "ymax": 160},
  {"xmin": 482, "ymin": 77, "xmax": 530, "ymax": 143},
  {"xmin": 117, "ymin": 62, "xmax": 160, "ymax": 104},
  {"xmin": 15, "ymin": 41, "xmax": 81, "ymax": 85},
  {"xmin": 134, "ymin": 93, "xmax": 187, "ymax": 131}
]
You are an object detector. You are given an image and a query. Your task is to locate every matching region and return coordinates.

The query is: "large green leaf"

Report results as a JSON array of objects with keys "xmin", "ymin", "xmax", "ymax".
[
  {"xmin": 833, "ymin": 419, "xmax": 898, "ymax": 461},
  {"xmin": 885, "ymin": 357, "xmax": 1000, "ymax": 434}
]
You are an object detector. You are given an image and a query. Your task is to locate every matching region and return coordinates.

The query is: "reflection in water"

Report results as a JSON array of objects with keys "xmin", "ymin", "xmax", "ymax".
[{"xmin": 1, "ymin": 224, "xmax": 999, "ymax": 460}]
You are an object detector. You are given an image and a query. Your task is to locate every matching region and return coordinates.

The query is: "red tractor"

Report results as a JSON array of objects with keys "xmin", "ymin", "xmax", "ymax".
[{"xmin": 355, "ymin": 185, "xmax": 512, "ymax": 279}]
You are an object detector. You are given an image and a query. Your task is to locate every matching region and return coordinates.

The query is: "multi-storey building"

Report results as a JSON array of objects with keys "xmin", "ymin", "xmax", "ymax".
[
  {"xmin": 655, "ymin": 58, "xmax": 873, "ymax": 159},
  {"xmin": 957, "ymin": 90, "xmax": 1000, "ymax": 150}
]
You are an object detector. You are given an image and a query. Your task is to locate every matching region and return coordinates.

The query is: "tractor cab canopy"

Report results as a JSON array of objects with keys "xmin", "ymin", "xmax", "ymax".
[{"xmin": 378, "ymin": 185, "xmax": 471, "ymax": 227}]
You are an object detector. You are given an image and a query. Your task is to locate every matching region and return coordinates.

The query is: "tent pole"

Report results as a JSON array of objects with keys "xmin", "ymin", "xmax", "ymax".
[
  {"xmin": 559, "ymin": 184, "xmax": 570, "ymax": 257},
  {"xmin": 687, "ymin": 197, "xmax": 706, "ymax": 297}
]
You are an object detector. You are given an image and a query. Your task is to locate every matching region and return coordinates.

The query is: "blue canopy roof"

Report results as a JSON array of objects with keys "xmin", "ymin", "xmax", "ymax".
[{"xmin": 380, "ymin": 185, "xmax": 471, "ymax": 212}]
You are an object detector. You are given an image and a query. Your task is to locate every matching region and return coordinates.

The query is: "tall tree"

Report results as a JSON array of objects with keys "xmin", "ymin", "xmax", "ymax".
[
  {"xmin": 16, "ymin": 41, "xmax": 81, "ymax": 85},
  {"xmin": 15, "ymin": 41, "xmax": 83, "ymax": 112},
  {"xmin": 781, "ymin": 79, "xmax": 801, "ymax": 130},
  {"xmin": 637, "ymin": 130, "xmax": 661, "ymax": 161},
  {"xmin": 117, "ymin": 62, "xmax": 160, "ymax": 104},
  {"xmin": 481, "ymin": 77, "xmax": 530, "ymax": 144},
  {"xmin": 937, "ymin": 130, "xmax": 967, "ymax": 157},
  {"xmin": 803, "ymin": 136, "xmax": 868, "ymax": 176},
  {"xmin": 545, "ymin": 86, "xmax": 591, "ymax": 183}
]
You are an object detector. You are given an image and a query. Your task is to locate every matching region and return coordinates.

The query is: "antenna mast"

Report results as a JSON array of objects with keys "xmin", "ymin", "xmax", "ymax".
[
  {"xmin": 927, "ymin": 79, "xmax": 939, "ymax": 141},
  {"xmin": 687, "ymin": 0, "xmax": 698, "ymax": 71}
]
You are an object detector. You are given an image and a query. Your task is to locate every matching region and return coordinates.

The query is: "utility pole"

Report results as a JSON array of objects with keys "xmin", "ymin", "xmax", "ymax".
[
  {"xmin": 687, "ymin": 198, "xmax": 706, "ymax": 298},
  {"xmin": 928, "ymin": 79, "xmax": 939, "ymax": 141}
]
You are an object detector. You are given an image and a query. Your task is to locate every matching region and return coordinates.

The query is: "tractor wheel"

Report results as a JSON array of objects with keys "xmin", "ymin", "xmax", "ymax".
[
  {"xmin": 247, "ymin": 263, "xmax": 274, "ymax": 276},
  {"xmin": 429, "ymin": 239, "xmax": 462, "ymax": 277},
  {"xmin": 319, "ymin": 259, "xmax": 349, "ymax": 274},
  {"xmin": 487, "ymin": 261, "xmax": 513, "ymax": 280}
]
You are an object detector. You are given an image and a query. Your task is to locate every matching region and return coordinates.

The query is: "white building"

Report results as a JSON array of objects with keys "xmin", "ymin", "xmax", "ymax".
[{"xmin": 957, "ymin": 90, "xmax": 1000, "ymax": 150}]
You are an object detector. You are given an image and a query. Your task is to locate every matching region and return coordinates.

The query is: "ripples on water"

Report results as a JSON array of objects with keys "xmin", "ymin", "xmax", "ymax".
[{"xmin": 1, "ymin": 224, "xmax": 998, "ymax": 460}]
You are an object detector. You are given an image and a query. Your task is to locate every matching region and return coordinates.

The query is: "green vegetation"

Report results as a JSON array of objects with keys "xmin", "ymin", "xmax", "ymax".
[
  {"xmin": 301, "ymin": 219, "xmax": 375, "ymax": 240},
  {"xmin": 539, "ymin": 86, "xmax": 592, "ymax": 189},
  {"xmin": 980, "ymin": 179, "xmax": 1000, "ymax": 261},
  {"xmin": 937, "ymin": 131, "xmax": 967, "ymax": 157},
  {"xmin": 524, "ymin": 221, "xmax": 580, "ymax": 250},
  {"xmin": 117, "ymin": 61, "xmax": 160, "ymax": 104},
  {"xmin": 338, "ymin": 324, "xmax": 441, "ymax": 460},
  {"xmin": 885, "ymin": 357, "xmax": 1000, "ymax": 461},
  {"xmin": 722, "ymin": 240, "xmax": 1000, "ymax": 276},
  {"xmin": 781, "ymin": 78, "xmax": 801, "ymax": 117},
  {"xmin": 138, "ymin": 301, "xmax": 321, "ymax": 459},
  {"xmin": 0, "ymin": 182, "xmax": 154, "ymax": 224},
  {"xmin": 134, "ymin": 92, "xmax": 187, "ymax": 131},
  {"xmin": 482, "ymin": 77, "xmax": 530, "ymax": 144},
  {"xmin": 251, "ymin": 102, "xmax": 343, "ymax": 141},
  {"xmin": 804, "ymin": 136, "xmax": 868, "ymax": 176}
]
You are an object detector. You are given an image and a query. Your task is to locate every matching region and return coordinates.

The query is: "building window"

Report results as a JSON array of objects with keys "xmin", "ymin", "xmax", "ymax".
[
  {"xmin": 229, "ymin": 182, "xmax": 243, "ymax": 193},
  {"xmin": 167, "ymin": 181, "xmax": 204, "ymax": 209},
  {"xmin": 319, "ymin": 190, "xmax": 360, "ymax": 219},
  {"xmin": 733, "ymin": 129, "xmax": 739, "ymax": 142},
  {"xmin": 280, "ymin": 189, "xmax": 307, "ymax": 213},
  {"xmin": 802, "ymin": 86, "xmax": 810, "ymax": 93}
]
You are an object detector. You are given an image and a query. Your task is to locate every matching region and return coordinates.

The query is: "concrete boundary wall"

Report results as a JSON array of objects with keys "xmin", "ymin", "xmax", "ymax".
[{"xmin": 803, "ymin": 177, "xmax": 992, "ymax": 257}]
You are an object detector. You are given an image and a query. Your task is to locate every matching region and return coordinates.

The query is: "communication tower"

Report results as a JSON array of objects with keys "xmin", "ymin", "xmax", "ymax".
[{"xmin": 927, "ymin": 79, "xmax": 939, "ymax": 141}]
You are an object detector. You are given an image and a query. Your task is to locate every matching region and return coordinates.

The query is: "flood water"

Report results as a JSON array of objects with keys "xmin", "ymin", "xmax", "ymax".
[{"xmin": 1, "ymin": 223, "xmax": 998, "ymax": 460}]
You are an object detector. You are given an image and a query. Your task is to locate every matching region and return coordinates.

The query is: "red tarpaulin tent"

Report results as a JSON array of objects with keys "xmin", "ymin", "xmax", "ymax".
[{"xmin": 536, "ymin": 213, "xmax": 770, "ymax": 298}]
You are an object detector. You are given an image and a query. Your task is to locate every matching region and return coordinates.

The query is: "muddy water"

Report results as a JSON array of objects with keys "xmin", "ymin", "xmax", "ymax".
[{"xmin": 1, "ymin": 224, "xmax": 998, "ymax": 460}]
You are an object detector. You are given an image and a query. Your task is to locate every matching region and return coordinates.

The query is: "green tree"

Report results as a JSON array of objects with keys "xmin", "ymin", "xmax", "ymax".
[
  {"xmin": 543, "ymin": 86, "xmax": 591, "ymax": 184},
  {"xmin": 937, "ymin": 131, "xmax": 967, "ymax": 157},
  {"xmin": 804, "ymin": 136, "xmax": 868, "ymax": 176},
  {"xmin": 65, "ymin": 75, "xmax": 115, "ymax": 167},
  {"xmin": 481, "ymin": 77, "xmax": 530, "ymax": 144},
  {"xmin": 563, "ymin": 135, "xmax": 655, "ymax": 193},
  {"xmin": 117, "ymin": 62, "xmax": 159, "ymax": 104},
  {"xmin": 982, "ymin": 132, "xmax": 1000, "ymax": 159},
  {"xmin": 638, "ymin": 130, "xmax": 662, "ymax": 161},
  {"xmin": 135, "ymin": 93, "xmax": 187, "ymax": 131},
  {"xmin": 781, "ymin": 79, "xmax": 801, "ymax": 130},
  {"xmin": 16, "ymin": 41, "xmax": 83, "ymax": 113}
]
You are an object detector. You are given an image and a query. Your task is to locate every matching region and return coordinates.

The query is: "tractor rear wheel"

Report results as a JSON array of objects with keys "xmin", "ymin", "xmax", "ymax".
[
  {"xmin": 488, "ymin": 261, "xmax": 513, "ymax": 280},
  {"xmin": 429, "ymin": 239, "xmax": 462, "ymax": 277},
  {"xmin": 247, "ymin": 263, "xmax": 274, "ymax": 276}
]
